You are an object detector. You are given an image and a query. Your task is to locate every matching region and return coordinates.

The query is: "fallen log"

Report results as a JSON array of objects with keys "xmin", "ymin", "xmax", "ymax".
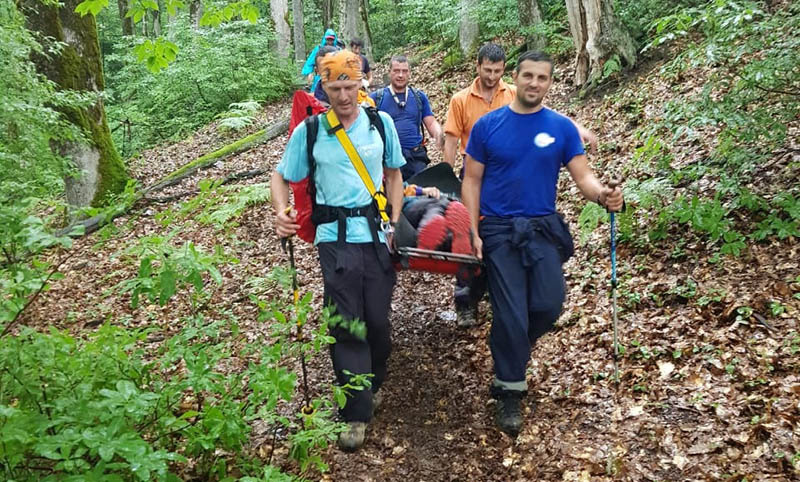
[
  {"xmin": 56, "ymin": 118, "xmax": 288, "ymax": 238},
  {"xmin": 143, "ymin": 118, "xmax": 288, "ymax": 194}
]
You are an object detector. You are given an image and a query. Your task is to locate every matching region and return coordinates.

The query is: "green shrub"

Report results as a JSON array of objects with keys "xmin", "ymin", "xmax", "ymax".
[{"xmin": 104, "ymin": 18, "xmax": 298, "ymax": 156}]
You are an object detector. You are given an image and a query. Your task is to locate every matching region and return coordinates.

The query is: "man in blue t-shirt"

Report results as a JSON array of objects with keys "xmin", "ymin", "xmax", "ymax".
[
  {"xmin": 462, "ymin": 51, "xmax": 624, "ymax": 437},
  {"xmin": 370, "ymin": 55, "xmax": 444, "ymax": 180},
  {"xmin": 272, "ymin": 50, "xmax": 406, "ymax": 452}
]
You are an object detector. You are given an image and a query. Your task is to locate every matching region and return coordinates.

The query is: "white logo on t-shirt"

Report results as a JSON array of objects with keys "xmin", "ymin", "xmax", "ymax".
[{"xmin": 534, "ymin": 132, "xmax": 556, "ymax": 148}]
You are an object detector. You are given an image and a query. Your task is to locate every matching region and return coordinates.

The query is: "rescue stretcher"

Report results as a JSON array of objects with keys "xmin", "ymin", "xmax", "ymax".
[
  {"xmin": 289, "ymin": 90, "xmax": 483, "ymax": 277},
  {"xmin": 391, "ymin": 162, "xmax": 483, "ymax": 278}
]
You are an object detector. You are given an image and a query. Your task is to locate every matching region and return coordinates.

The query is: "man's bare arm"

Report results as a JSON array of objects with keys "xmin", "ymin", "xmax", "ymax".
[
  {"xmin": 566, "ymin": 155, "xmax": 623, "ymax": 211},
  {"xmin": 461, "ymin": 155, "xmax": 485, "ymax": 260},
  {"xmin": 423, "ymin": 115, "xmax": 444, "ymax": 150},
  {"xmin": 443, "ymin": 133, "xmax": 459, "ymax": 168},
  {"xmin": 270, "ymin": 170, "xmax": 301, "ymax": 237},
  {"xmin": 384, "ymin": 167, "xmax": 404, "ymax": 224}
]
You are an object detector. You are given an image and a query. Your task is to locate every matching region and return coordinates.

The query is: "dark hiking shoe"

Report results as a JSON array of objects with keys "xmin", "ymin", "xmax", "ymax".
[
  {"xmin": 456, "ymin": 306, "xmax": 477, "ymax": 327},
  {"xmin": 495, "ymin": 393, "xmax": 524, "ymax": 437},
  {"xmin": 338, "ymin": 421, "xmax": 367, "ymax": 452}
]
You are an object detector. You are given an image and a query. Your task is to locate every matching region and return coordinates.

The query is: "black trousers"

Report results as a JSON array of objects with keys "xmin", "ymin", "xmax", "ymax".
[{"xmin": 319, "ymin": 242, "xmax": 396, "ymax": 422}]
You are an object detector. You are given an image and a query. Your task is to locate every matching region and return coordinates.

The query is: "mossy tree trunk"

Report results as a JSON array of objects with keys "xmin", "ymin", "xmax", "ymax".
[
  {"xmin": 565, "ymin": 0, "xmax": 636, "ymax": 87},
  {"xmin": 320, "ymin": 0, "xmax": 334, "ymax": 30},
  {"xmin": 117, "ymin": 0, "xmax": 133, "ymax": 36},
  {"xmin": 21, "ymin": 0, "xmax": 128, "ymax": 208},
  {"xmin": 338, "ymin": 0, "xmax": 358, "ymax": 45},
  {"xmin": 359, "ymin": 0, "xmax": 374, "ymax": 62},
  {"xmin": 189, "ymin": 0, "xmax": 202, "ymax": 29}
]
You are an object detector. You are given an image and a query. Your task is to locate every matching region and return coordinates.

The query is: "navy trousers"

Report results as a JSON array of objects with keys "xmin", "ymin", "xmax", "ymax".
[
  {"xmin": 400, "ymin": 145, "xmax": 430, "ymax": 181},
  {"xmin": 479, "ymin": 215, "xmax": 574, "ymax": 394},
  {"xmin": 319, "ymin": 242, "xmax": 396, "ymax": 422}
]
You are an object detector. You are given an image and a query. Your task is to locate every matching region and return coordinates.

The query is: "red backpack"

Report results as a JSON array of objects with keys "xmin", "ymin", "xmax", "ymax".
[{"xmin": 287, "ymin": 91, "xmax": 327, "ymax": 243}]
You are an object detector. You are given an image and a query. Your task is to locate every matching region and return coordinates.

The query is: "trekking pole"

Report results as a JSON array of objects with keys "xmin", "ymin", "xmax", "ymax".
[
  {"xmin": 281, "ymin": 207, "xmax": 314, "ymax": 416},
  {"xmin": 608, "ymin": 180, "xmax": 620, "ymax": 379}
]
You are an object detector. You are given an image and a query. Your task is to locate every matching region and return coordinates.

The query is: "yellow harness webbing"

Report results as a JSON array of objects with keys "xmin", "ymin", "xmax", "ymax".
[{"xmin": 325, "ymin": 109, "xmax": 390, "ymax": 224}]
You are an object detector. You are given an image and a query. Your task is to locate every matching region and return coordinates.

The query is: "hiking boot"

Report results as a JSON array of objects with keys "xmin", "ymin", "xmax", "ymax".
[
  {"xmin": 456, "ymin": 306, "xmax": 477, "ymax": 327},
  {"xmin": 417, "ymin": 214, "xmax": 448, "ymax": 250},
  {"xmin": 338, "ymin": 421, "xmax": 368, "ymax": 452},
  {"xmin": 444, "ymin": 201, "xmax": 472, "ymax": 255},
  {"xmin": 495, "ymin": 392, "xmax": 524, "ymax": 437}
]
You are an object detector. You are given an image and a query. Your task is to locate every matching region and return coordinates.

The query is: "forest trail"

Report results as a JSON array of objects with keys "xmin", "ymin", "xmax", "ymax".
[{"xmin": 21, "ymin": 47, "xmax": 799, "ymax": 481}]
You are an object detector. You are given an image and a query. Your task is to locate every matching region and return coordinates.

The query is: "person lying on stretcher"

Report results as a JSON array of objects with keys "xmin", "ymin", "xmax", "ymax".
[{"xmin": 401, "ymin": 184, "xmax": 472, "ymax": 255}]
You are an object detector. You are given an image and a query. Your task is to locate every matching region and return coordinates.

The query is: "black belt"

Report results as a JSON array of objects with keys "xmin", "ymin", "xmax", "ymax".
[{"xmin": 312, "ymin": 203, "xmax": 391, "ymax": 271}]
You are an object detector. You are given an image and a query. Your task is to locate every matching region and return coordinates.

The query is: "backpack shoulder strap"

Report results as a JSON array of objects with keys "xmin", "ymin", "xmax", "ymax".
[
  {"xmin": 410, "ymin": 87, "xmax": 425, "ymax": 139},
  {"xmin": 375, "ymin": 87, "xmax": 386, "ymax": 110},
  {"xmin": 304, "ymin": 114, "xmax": 320, "ymax": 206},
  {"xmin": 365, "ymin": 107, "xmax": 387, "ymax": 165}
]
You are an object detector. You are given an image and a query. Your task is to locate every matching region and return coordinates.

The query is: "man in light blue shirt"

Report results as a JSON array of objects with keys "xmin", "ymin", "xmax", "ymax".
[{"xmin": 271, "ymin": 50, "xmax": 405, "ymax": 451}]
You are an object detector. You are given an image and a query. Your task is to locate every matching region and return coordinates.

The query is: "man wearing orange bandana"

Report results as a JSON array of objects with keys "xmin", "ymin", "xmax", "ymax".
[{"xmin": 272, "ymin": 50, "xmax": 406, "ymax": 451}]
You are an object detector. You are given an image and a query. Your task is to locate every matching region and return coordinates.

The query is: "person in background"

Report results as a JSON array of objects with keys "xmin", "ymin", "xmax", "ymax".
[
  {"xmin": 370, "ymin": 55, "xmax": 444, "ymax": 181},
  {"xmin": 349, "ymin": 37, "xmax": 372, "ymax": 85},
  {"xmin": 312, "ymin": 46, "xmax": 340, "ymax": 105},
  {"xmin": 302, "ymin": 29, "xmax": 340, "ymax": 92}
]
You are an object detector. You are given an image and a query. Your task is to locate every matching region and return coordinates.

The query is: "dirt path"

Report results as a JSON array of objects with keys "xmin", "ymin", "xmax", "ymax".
[{"xmin": 21, "ymin": 49, "xmax": 800, "ymax": 481}]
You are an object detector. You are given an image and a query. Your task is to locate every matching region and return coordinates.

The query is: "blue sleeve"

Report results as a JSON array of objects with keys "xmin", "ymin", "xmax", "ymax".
[
  {"xmin": 302, "ymin": 46, "xmax": 319, "ymax": 76},
  {"xmin": 465, "ymin": 118, "xmax": 488, "ymax": 164},
  {"xmin": 379, "ymin": 112, "xmax": 407, "ymax": 169},
  {"xmin": 561, "ymin": 117, "xmax": 585, "ymax": 165},
  {"xmin": 276, "ymin": 122, "xmax": 311, "ymax": 182},
  {"xmin": 420, "ymin": 91, "xmax": 434, "ymax": 118}
]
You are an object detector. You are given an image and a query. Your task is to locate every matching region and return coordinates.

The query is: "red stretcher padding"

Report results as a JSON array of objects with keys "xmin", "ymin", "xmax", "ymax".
[{"xmin": 392, "ymin": 247, "xmax": 482, "ymax": 277}]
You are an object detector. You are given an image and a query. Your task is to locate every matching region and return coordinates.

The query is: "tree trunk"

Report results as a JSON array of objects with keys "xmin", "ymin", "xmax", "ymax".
[
  {"xmin": 152, "ymin": 3, "xmax": 161, "ymax": 37},
  {"xmin": 20, "ymin": 0, "xmax": 128, "ymax": 208},
  {"xmin": 189, "ymin": 0, "xmax": 202, "ymax": 29},
  {"xmin": 271, "ymin": 0, "xmax": 290, "ymax": 57},
  {"xmin": 338, "ymin": 0, "xmax": 358, "ymax": 44},
  {"xmin": 321, "ymin": 0, "xmax": 334, "ymax": 30},
  {"xmin": 565, "ymin": 0, "xmax": 636, "ymax": 87},
  {"xmin": 359, "ymin": 0, "xmax": 374, "ymax": 62},
  {"xmin": 457, "ymin": 0, "xmax": 478, "ymax": 56},
  {"xmin": 517, "ymin": 0, "xmax": 545, "ymax": 50},
  {"xmin": 118, "ymin": 0, "xmax": 133, "ymax": 36},
  {"xmin": 292, "ymin": 0, "xmax": 305, "ymax": 64}
]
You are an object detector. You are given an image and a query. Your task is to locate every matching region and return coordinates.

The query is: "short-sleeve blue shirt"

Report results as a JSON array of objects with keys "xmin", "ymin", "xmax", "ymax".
[
  {"xmin": 370, "ymin": 88, "xmax": 433, "ymax": 149},
  {"xmin": 466, "ymin": 106, "xmax": 585, "ymax": 217},
  {"xmin": 277, "ymin": 109, "xmax": 406, "ymax": 245}
]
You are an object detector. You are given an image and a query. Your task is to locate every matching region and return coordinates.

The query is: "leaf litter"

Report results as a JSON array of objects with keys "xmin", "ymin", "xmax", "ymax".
[{"xmin": 16, "ymin": 44, "xmax": 800, "ymax": 481}]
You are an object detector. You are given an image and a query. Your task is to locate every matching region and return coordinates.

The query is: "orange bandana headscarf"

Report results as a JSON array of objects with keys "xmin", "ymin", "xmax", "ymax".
[{"xmin": 320, "ymin": 50, "xmax": 363, "ymax": 83}]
